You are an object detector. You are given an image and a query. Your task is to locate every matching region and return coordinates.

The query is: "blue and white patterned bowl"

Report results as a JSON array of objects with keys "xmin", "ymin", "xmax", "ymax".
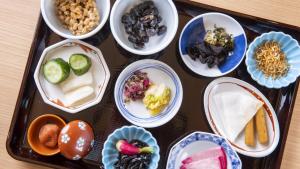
[
  {"xmin": 114, "ymin": 59, "xmax": 183, "ymax": 128},
  {"xmin": 167, "ymin": 132, "xmax": 242, "ymax": 169},
  {"xmin": 102, "ymin": 126, "xmax": 160, "ymax": 169},
  {"xmin": 246, "ymin": 31, "xmax": 300, "ymax": 88},
  {"xmin": 179, "ymin": 12, "xmax": 247, "ymax": 77}
]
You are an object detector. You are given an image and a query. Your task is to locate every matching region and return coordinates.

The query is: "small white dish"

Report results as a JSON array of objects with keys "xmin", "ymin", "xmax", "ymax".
[
  {"xmin": 179, "ymin": 12, "xmax": 247, "ymax": 77},
  {"xmin": 167, "ymin": 131, "xmax": 242, "ymax": 169},
  {"xmin": 203, "ymin": 77, "xmax": 280, "ymax": 157},
  {"xmin": 114, "ymin": 59, "xmax": 183, "ymax": 128},
  {"xmin": 110, "ymin": 0, "xmax": 178, "ymax": 55},
  {"xmin": 41, "ymin": 0, "xmax": 110, "ymax": 39},
  {"xmin": 34, "ymin": 39, "xmax": 110, "ymax": 113}
]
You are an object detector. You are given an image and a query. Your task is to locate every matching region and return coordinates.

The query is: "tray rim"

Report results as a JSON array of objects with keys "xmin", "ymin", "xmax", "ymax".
[
  {"xmin": 274, "ymin": 81, "xmax": 299, "ymax": 169},
  {"xmin": 178, "ymin": 0, "xmax": 300, "ymax": 31},
  {"xmin": 5, "ymin": 1, "xmax": 300, "ymax": 169}
]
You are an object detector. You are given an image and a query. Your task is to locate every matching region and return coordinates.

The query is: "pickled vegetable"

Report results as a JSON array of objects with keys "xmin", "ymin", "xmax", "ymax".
[
  {"xmin": 69, "ymin": 54, "xmax": 91, "ymax": 76},
  {"xmin": 43, "ymin": 58, "xmax": 70, "ymax": 84}
]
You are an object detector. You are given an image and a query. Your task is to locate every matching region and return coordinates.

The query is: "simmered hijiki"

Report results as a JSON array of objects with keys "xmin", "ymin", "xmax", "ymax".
[{"xmin": 115, "ymin": 139, "xmax": 153, "ymax": 169}]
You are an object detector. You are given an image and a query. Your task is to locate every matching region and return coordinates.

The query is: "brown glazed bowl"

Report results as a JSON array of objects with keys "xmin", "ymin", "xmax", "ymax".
[
  {"xmin": 27, "ymin": 114, "xmax": 66, "ymax": 156},
  {"xmin": 58, "ymin": 120, "xmax": 94, "ymax": 160}
]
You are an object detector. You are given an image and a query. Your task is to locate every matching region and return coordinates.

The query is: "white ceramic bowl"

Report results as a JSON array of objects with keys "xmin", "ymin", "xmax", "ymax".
[
  {"xmin": 34, "ymin": 39, "xmax": 110, "ymax": 113},
  {"xmin": 110, "ymin": 0, "xmax": 178, "ymax": 55},
  {"xmin": 41, "ymin": 0, "xmax": 110, "ymax": 39}
]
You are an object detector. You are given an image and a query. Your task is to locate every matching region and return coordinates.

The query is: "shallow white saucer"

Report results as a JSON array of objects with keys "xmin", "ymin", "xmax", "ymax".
[
  {"xmin": 203, "ymin": 77, "xmax": 280, "ymax": 157},
  {"xmin": 114, "ymin": 59, "xmax": 183, "ymax": 128}
]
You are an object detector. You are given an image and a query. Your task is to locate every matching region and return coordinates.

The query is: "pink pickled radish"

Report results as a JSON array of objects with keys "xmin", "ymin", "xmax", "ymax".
[
  {"xmin": 116, "ymin": 140, "xmax": 153, "ymax": 155},
  {"xmin": 181, "ymin": 147, "xmax": 227, "ymax": 169},
  {"xmin": 180, "ymin": 157, "xmax": 222, "ymax": 169}
]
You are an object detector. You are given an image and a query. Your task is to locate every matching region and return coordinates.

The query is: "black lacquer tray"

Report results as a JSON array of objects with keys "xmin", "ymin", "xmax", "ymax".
[{"xmin": 6, "ymin": 1, "xmax": 300, "ymax": 169}]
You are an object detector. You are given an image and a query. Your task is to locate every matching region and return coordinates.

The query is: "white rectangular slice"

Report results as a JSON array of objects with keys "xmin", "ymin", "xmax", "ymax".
[
  {"xmin": 213, "ymin": 86, "xmax": 263, "ymax": 142},
  {"xmin": 64, "ymin": 85, "xmax": 94, "ymax": 107},
  {"xmin": 60, "ymin": 71, "xmax": 93, "ymax": 93}
]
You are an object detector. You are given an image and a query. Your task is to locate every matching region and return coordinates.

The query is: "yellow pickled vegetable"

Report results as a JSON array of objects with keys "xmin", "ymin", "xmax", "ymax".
[{"xmin": 143, "ymin": 83, "xmax": 171, "ymax": 116}]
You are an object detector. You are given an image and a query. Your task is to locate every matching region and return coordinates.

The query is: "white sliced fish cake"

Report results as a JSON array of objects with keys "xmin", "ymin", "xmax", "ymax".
[
  {"xmin": 60, "ymin": 71, "xmax": 93, "ymax": 93},
  {"xmin": 64, "ymin": 85, "xmax": 94, "ymax": 107}
]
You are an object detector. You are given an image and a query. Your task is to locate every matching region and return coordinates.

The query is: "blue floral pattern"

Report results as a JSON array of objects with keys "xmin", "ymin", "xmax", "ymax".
[{"xmin": 167, "ymin": 132, "xmax": 242, "ymax": 169}]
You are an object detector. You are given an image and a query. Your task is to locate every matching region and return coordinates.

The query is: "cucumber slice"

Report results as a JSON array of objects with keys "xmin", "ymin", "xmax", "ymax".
[
  {"xmin": 69, "ymin": 54, "xmax": 91, "ymax": 76},
  {"xmin": 43, "ymin": 58, "xmax": 70, "ymax": 84}
]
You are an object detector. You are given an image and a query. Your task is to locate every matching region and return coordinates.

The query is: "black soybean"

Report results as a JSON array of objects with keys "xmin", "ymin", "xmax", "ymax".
[
  {"xmin": 121, "ymin": 0, "xmax": 167, "ymax": 49},
  {"xmin": 125, "ymin": 25, "xmax": 133, "ymax": 34},
  {"xmin": 142, "ymin": 36, "xmax": 149, "ymax": 43},
  {"xmin": 140, "ymin": 30, "xmax": 147, "ymax": 37},
  {"xmin": 143, "ymin": 8, "xmax": 153, "ymax": 16},
  {"xmin": 149, "ymin": 17, "xmax": 158, "ymax": 27},
  {"xmin": 152, "ymin": 7, "xmax": 159, "ymax": 16},
  {"xmin": 143, "ymin": 1, "xmax": 154, "ymax": 7},
  {"xmin": 133, "ymin": 43, "xmax": 144, "ymax": 49},
  {"xmin": 128, "ymin": 35, "xmax": 138, "ymax": 43},
  {"xmin": 121, "ymin": 14, "xmax": 129, "ymax": 23},
  {"xmin": 130, "ymin": 8, "xmax": 140, "ymax": 17},
  {"xmin": 157, "ymin": 16, "xmax": 162, "ymax": 23},
  {"xmin": 157, "ymin": 25, "xmax": 167, "ymax": 35},
  {"xmin": 140, "ymin": 14, "xmax": 154, "ymax": 23},
  {"xmin": 146, "ymin": 28, "xmax": 157, "ymax": 36}
]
